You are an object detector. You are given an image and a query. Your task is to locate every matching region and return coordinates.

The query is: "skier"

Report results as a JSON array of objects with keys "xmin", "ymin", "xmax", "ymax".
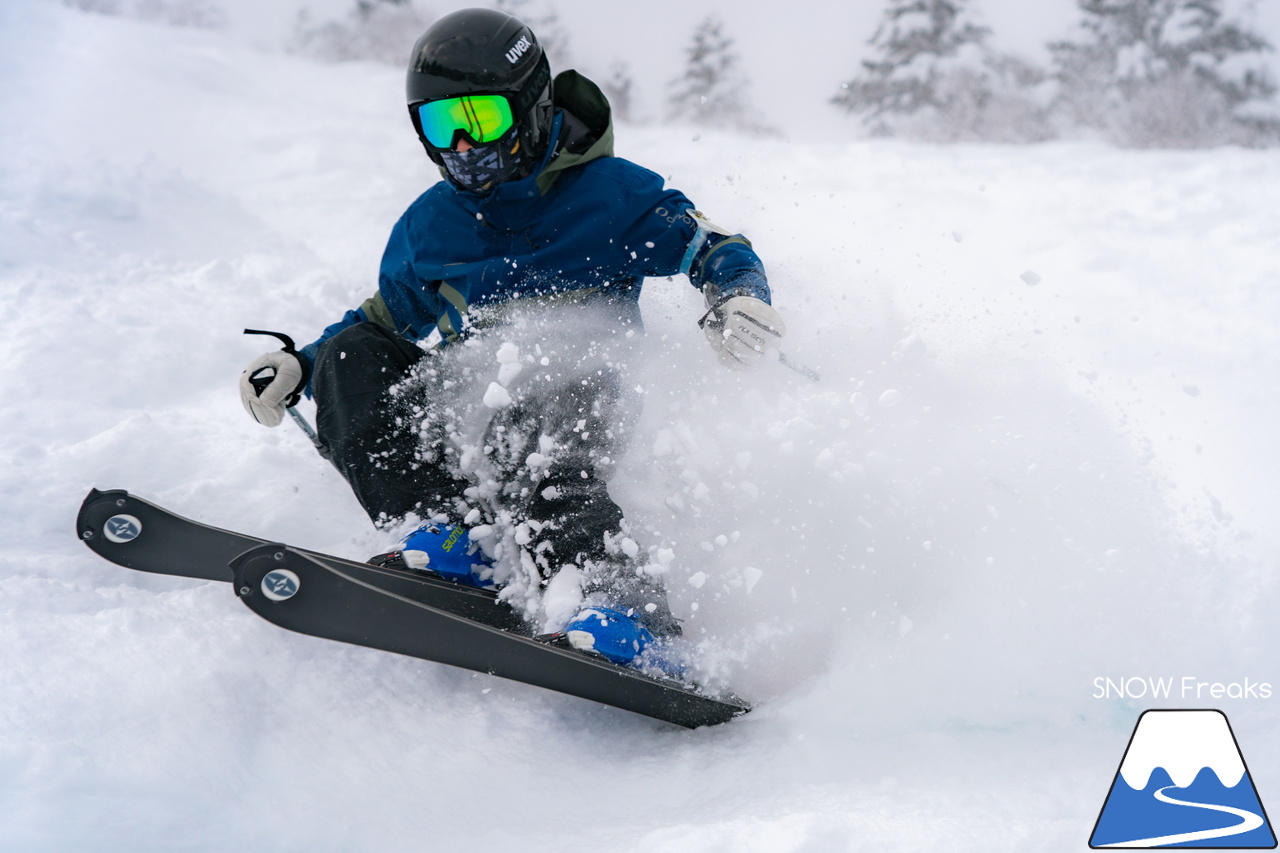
[{"xmin": 238, "ymin": 7, "xmax": 784, "ymax": 670}]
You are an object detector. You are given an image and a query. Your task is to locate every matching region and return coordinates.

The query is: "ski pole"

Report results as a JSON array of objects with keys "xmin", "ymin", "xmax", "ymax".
[
  {"xmin": 778, "ymin": 351, "xmax": 821, "ymax": 383},
  {"xmin": 284, "ymin": 406, "xmax": 322, "ymax": 446},
  {"xmin": 243, "ymin": 328, "xmax": 335, "ymax": 466}
]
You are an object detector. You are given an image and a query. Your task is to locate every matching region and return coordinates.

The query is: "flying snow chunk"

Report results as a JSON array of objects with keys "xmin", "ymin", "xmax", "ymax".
[
  {"xmin": 1020, "ymin": 270, "xmax": 1042, "ymax": 287},
  {"xmin": 483, "ymin": 382, "xmax": 512, "ymax": 408},
  {"xmin": 496, "ymin": 342, "xmax": 520, "ymax": 364},
  {"xmin": 850, "ymin": 392, "xmax": 869, "ymax": 417},
  {"xmin": 1183, "ymin": 384, "xmax": 1201, "ymax": 397},
  {"xmin": 542, "ymin": 565, "xmax": 584, "ymax": 632},
  {"xmin": 652, "ymin": 429, "xmax": 678, "ymax": 457},
  {"xmin": 498, "ymin": 362, "xmax": 523, "ymax": 386},
  {"xmin": 878, "ymin": 389, "xmax": 902, "ymax": 407},
  {"xmin": 687, "ymin": 572, "xmax": 707, "ymax": 588},
  {"xmin": 743, "ymin": 567, "xmax": 763, "ymax": 594}
]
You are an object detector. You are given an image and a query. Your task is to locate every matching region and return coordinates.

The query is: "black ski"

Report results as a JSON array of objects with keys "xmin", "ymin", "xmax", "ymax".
[
  {"xmin": 77, "ymin": 488, "xmax": 749, "ymax": 728},
  {"xmin": 77, "ymin": 488, "xmax": 520, "ymax": 631}
]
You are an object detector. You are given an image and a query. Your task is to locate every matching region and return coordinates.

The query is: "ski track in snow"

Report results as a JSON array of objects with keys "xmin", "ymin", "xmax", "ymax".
[{"xmin": 3, "ymin": 3, "xmax": 1280, "ymax": 851}]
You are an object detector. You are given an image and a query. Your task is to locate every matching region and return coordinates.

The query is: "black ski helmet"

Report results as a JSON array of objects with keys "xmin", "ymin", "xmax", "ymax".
[{"xmin": 406, "ymin": 8, "xmax": 554, "ymax": 171}]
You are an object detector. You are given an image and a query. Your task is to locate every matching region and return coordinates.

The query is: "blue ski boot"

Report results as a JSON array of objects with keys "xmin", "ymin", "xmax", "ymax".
[
  {"xmin": 558, "ymin": 607, "xmax": 686, "ymax": 676},
  {"xmin": 563, "ymin": 607, "xmax": 653, "ymax": 664},
  {"xmin": 368, "ymin": 523, "xmax": 497, "ymax": 590}
]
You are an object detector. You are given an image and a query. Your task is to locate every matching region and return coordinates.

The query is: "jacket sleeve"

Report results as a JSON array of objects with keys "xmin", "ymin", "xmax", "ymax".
[
  {"xmin": 611, "ymin": 165, "xmax": 771, "ymax": 308},
  {"xmin": 297, "ymin": 293, "xmax": 397, "ymax": 366},
  {"xmin": 677, "ymin": 209, "xmax": 771, "ymax": 308},
  {"xmin": 374, "ymin": 208, "xmax": 445, "ymax": 342}
]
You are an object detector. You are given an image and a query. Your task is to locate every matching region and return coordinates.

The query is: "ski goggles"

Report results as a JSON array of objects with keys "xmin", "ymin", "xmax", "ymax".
[{"xmin": 415, "ymin": 94, "xmax": 516, "ymax": 150}]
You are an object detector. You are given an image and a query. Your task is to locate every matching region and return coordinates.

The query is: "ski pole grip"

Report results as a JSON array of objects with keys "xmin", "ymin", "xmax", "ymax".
[{"xmin": 243, "ymin": 328, "xmax": 309, "ymax": 407}]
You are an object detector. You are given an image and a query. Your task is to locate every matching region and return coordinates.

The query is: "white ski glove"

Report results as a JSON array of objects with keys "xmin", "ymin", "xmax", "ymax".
[
  {"xmin": 700, "ymin": 295, "xmax": 786, "ymax": 369},
  {"xmin": 239, "ymin": 350, "xmax": 306, "ymax": 427}
]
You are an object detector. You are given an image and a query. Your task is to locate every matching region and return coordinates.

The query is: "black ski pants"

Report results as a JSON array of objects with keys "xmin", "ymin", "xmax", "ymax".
[{"xmin": 311, "ymin": 322, "xmax": 677, "ymax": 635}]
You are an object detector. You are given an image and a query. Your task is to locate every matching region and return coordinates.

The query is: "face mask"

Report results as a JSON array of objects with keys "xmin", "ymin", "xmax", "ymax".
[{"xmin": 438, "ymin": 126, "xmax": 531, "ymax": 194}]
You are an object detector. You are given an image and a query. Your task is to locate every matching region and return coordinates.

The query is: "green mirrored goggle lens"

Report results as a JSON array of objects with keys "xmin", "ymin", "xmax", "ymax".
[{"xmin": 417, "ymin": 95, "xmax": 515, "ymax": 149}]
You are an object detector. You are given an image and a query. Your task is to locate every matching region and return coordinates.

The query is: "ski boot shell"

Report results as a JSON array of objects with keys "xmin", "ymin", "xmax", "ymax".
[
  {"xmin": 369, "ymin": 524, "xmax": 496, "ymax": 590},
  {"xmin": 557, "ymin": 606, "xmax": 686, "ymax": 677},
  {"xmin": 563, "ymin": 607, "xmax": 654, "ymax": 665}
]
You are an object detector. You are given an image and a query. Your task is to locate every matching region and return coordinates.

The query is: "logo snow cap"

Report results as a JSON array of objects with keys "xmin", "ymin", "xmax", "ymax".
[{"xmin": 1090, "ymin": 709, "xmax": 1276, "ymax": 848}]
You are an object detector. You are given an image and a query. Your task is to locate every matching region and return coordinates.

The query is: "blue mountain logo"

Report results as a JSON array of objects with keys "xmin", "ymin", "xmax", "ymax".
[{"xmin": 1091, "ymin": 709, "xmax": 1276, "ymax": 848}]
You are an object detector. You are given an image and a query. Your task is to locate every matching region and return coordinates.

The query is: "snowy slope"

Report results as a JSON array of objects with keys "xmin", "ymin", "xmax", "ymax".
[{"xmin": 2, "ymin": 4, "xmax": 1279, "ymax": 851}]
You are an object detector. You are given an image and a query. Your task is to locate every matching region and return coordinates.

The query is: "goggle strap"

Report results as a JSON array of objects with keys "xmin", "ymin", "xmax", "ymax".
[{"xmin": 511, "ymin": 58, "xmax": 551, "ymax": 116}]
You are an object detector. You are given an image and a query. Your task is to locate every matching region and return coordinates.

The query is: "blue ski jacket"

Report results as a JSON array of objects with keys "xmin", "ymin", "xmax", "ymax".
[{"xmin": 300, "ymin": 71, "xmax": 770, "ymax": 365}]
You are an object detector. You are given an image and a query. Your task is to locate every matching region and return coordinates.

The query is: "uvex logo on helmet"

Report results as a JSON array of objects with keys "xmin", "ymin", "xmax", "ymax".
[{"xmin": 505, "ymin": 35, "xmax": 532, "ymax": 65}]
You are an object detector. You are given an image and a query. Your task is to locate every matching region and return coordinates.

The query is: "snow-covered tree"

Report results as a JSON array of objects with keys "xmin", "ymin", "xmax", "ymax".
[
  {"xmin": 65, "ymin": 0, "xmax": 224, "ymax": 28},
  {"xmin": 601, "ymin": 61, "xmax": 636, "ymax": 123},
  {"xmin": 833, "ymin": 0, "xmax": 1051, "ymax": 142},
  {"xmin": 667, "ymin": 15, "xmax": 768, "ymax": 133},
  {"xmin": 294, "ymin": 0, "xmax": 433, "ymax": 65},
  {"xmin": 1049, "ymin": 0, "xmax": 1278, "ymax": 146}
]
